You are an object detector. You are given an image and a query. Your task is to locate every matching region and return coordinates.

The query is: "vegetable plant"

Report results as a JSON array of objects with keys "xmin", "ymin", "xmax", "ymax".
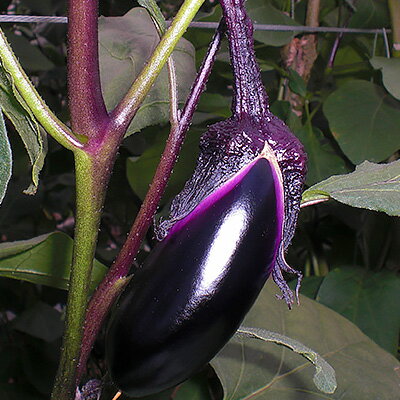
[{"xmin": 0, "ymin": 0, "xmax": 399, "ymax": 399}]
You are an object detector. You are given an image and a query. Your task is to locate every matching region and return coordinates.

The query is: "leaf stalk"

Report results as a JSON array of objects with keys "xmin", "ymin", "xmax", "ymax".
[{"xmin": 0, "ymin": 28, "xmax": 82, "ymax": 150}]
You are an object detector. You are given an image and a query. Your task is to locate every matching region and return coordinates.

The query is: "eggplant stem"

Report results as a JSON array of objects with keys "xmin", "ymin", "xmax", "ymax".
[{"xmin": 219, "ymin": 0, "xmax": 269, "ymax": 117}]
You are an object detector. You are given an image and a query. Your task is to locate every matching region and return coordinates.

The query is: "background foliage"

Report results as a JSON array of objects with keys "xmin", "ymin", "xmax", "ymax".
[{"xmin": 0, "ymin": 0, "xmax": 399, "ymax": 399}]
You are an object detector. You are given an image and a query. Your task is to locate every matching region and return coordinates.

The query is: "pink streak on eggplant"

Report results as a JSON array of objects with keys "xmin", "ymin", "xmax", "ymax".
[{"xmin": 106, "ymin": 157, "xmax": 283, "ymax": 397}]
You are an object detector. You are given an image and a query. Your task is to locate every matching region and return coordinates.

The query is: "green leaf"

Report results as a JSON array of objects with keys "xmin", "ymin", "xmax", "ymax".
[
  {"xmin": 99, "ymin": 8, "xmax": 196, "ymax": 136},
  {"xmin": 12, "ymin": 301, "xmax": 64, "ymax": 342},
  {"xmin": 287, "ymin": 68, "xmax": 307, "ymax": 97},
  {"xmin": 235, "ymin": 327, "xmax": 337, "ymax": 394},
  {"xmin": 126, "ymin": 128, "xmax": 201, "ymax": 201},
  {"xmin": 323, "ymin": 80, "xmax": 400, "ymax": 164},
  {"xmin": 0, "ymin": 232, "xmax": 107, "ymax": 291},
  {"xmin": 295, "ymin": 125, "xmax": 348, "ymax": 185},
  {"xmin": 302, "ymin": 160, "xmax": 400, "ymax": 216},
  {"xmin": 197, "ymin": 93, "xmax": 232, "ymax": 118},
  {"xmin": 316, "ymin": 266, "xmax": 400, "ymax": 355},
  {"xmin": 0, "ymin": 62, "xmax": 47, "ymax": 194},
  {"xmin": 0, "ymin": 109, "xmax": 11, "ymax": 204},
  {"xmin": 246, "ymin": 0, "xmax": 301, "ymax": 47},
  {"xmin": 370, "ymin": 56, "xmax": 400, "ymax": 100},
  {"xmin": 211, "ymin": 280, "xmax": 400, "ymax": 399}
]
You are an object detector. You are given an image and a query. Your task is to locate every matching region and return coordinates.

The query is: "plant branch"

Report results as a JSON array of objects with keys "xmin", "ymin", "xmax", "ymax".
[
  {"xmin": 306, "ymin": 0, "xmax": 320, "ymax": 27},
  {"xmin": 77, "ymin": 21, "xmax": 225, "ymax": 381},
  {"xmin": 67, "ymin": 0, "xmax": 109, "ymax": 137},
  {"xmin": 51, "ymin": 151, "xmax": 113, "ymax": 400},
  {"xmin": 108, "ymin": 0, "xmax": 206, "ymax": 137},
  {"xmin": 0, "ymin": 28, "xmax": 82, "ymax": 151},
  {"xmin": 389, "ymin": 0, "xmax": 400, "ymax": 57}
]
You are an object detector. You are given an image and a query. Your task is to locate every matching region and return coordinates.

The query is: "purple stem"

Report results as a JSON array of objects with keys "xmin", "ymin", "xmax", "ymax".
[
  {"xmin": 327, "ymin": 7, "xmax": 351, "ymax": 69},
  {"xmin": 77, "ymin": 21, "xmax": 225, "ymax": 380},
  {"xmin": 67, "ymin": 0, "xmax": 109, "ymax": 138},
  {"xmin": 219, "ymin": 0, "xmax": 268, "ymax": 117},
  {"xmin": 327, "ymin": 31, "xmax": 344, "ymax": 68}
]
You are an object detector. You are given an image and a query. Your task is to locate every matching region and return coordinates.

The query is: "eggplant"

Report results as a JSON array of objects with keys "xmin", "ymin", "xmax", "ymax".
[
  {"xmin": 106, "ymin": 0, "xmax": 307, "ymax": 396},
  {"xmin": 106, "ymin": 154, "xmax": 284, "ymax": 397}
]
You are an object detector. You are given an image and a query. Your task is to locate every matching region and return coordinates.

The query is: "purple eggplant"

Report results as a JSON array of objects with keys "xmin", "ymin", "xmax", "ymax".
[
  {"xmin": 106, "ymin": 155, "xmax": 284, "ymax": 396},
  {"xmin": 106, "ymin": 0, "xmax": 307, "ymax": 396}
]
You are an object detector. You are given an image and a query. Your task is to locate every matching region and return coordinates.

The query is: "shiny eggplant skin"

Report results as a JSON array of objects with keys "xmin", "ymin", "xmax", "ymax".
[{"xmin": 106, "ymin": 157, "xmax": 284, "ymax": 397}]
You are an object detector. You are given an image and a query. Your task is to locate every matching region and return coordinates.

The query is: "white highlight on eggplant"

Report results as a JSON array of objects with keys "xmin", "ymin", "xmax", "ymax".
[{"xmin": 197, "ymin": 206, "xmax": 248, "ymax": 295}]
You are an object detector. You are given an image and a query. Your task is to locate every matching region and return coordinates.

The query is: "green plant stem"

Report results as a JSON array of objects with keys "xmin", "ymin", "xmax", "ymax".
[
  {"xmin": 51, "ymin": 150, "xmax": 113, "ymax": 400},
  {"xmin": 109, "ymin": 0, "xmax": 205, "ymax": 136},
  {"xmin": 0, "ymin": 28, "xmax": 82, "ymax": 151},
  {"xmin": 388, "ymin": 0, "xmax": 400, "ymax": 57}
]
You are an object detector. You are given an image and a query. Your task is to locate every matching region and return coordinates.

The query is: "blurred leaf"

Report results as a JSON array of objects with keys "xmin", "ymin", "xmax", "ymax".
[
  {"xmin": 270, "ymin": 100, "xmax": 290, "ymax": 120},
  {"xmin": 99, "ymin": 7, "xmax": 196, "ymax": 136},
  {"xmin": 0, "ymin": 62, "xmax": 47, "ymax": 193},
  {"xmin": 349, "ymin": 0, "xmax": 389, "ymax": 29},
  {"xmin": 12, "ymin": 301, "xmax": 63, "ymax": 342},
  {"xmin": 316, "ymin": 266, "xmax": 400, "ymax": 355},
  {"xmin": 211, "ymin": 280, "xmax": 400, "ymax": 399},
  {"xmin": 270, "ymin": 100, "xmax": 302, "ymax": 132},
  {"xmin": 0, "ymin": 109, "xmax": 11, "ymax": 204},
  {"xmin": 197, "ymin": 93, "xmax": 231, "ymax": 118},
  {"xmin": 302, "ymin": 160, "xmax": 400, "ymax": 216},
  {"xmin": 295, "ymin": 125, "xmax": 348, "ymax": 185},
  {"xmin": 4, "ymin": 31, "xmax": 54, "ymax": 72},
  {"xmin": 370, "ymin": 56, "xmax": 400, "ymax": 100},
  {"xmin": 332, "ymin": 45, "xmax": 366, "ymax": 72},
  {"xmin": 236, "ymin": 327, "xmax": 337, "ymax": 394},
  {"xmin": 287, "ymin": 68, "xmax": 307, "ymax": 97},
  {"xmin": 246, "ymin": 0, "xmax": 300, "ymax": 47},
  {"xmin": 126, "ymin": 128, "xmax": 201, "ymax": 201},
  {"xmin": 323, "ymin": 80, "xmax": 400, "ymax": 164},
  {"xmin": 0, "ymin": 232, "xmax": 107, "ymax": 291}
]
